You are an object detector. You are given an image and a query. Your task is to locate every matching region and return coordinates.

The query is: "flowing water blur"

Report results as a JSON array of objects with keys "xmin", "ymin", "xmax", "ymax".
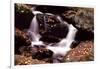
[
  {"xmin": 27, "ymin": 11, "xmax": 43, "ymax": 46},
  {"xmin": 27, "ymin": 10, "xmax": 78, "ymax": 62}
]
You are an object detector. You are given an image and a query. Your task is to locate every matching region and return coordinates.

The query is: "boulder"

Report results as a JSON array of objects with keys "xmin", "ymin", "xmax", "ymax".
[
  {"xmin": 15, "ymin": 28, "xmax": 31, "ymax": 54},
  {"xmin": 36, "ymin": 14, "xmax": 68, "ymax": 42},
  {"xmin": 30, "ymin": 45, "xmax": 53, "ymax": 60},
  {"xmin": 63, "ymin": 41, "xmax": 94, "ymax": 62},
  {"xmin": 62, "ymin": 8, "xmax": 94, "ymax": 33}
]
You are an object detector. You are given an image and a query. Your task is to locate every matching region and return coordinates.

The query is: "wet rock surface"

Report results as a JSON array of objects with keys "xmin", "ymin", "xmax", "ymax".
[{"xmin": 63, "ymin": 41, "xmax": 94, "ymax": 62}]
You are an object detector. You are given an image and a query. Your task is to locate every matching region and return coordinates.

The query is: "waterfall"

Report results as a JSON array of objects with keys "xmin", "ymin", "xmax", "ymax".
[
  {"xmin": 27, "ymin": 10, "xmax": 78, "ymax": 62},
  {"xmin": 59, "ymin": 24, "xmax": 78, "ymax": 47},
  {"xmin": 28, "ymin": 11, "xmax": 43, "ymax": 47},
  {"xmin": 46, "ymin": 24, "xmax": 78, "ymax": 62}
]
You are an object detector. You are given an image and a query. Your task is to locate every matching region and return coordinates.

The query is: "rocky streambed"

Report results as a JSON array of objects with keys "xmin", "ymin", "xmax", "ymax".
[{"xmin": 14, "ymin": 3, "xmax": 94, "ymax": 65}]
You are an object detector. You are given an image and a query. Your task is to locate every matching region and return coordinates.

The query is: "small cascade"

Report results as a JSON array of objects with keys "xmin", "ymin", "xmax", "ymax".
[
  {"xmin": 27, "ymin": 10, "xmax": 78, "ymax": 62},
  {"xmin": 46, "ymin": 24, "xmax": 78, "ymax": 62},
  {"xmin": 28, "ymin": 11, "xmax": 43, "ymax": 47}
]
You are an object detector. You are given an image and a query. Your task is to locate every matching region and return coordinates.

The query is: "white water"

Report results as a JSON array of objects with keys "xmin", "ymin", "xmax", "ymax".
[
  {"xmin": 28, "ymin": 11, "xmax": 78, "ymax": 62},
  {"xmin": 28, "ymin": 11, "xmax": 44, "ymax": 47},
  {"xmin": 47, "ymin": 24, "xmax": 77, "ymax": 55},
  {"xmin": 56, "ymin": 15, "xmax": 63, "ymax": 23}
]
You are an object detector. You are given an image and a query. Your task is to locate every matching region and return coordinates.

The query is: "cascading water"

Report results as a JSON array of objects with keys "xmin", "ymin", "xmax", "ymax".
[
  {"xmin": 46, "ymin": 24, "xmax": 77, "ymax": 62},
  {"xmin": 27, "ymin": 10, "xmax": 78, "ymax": 62},
  {"xmin": 28, "ymin": 11, "xmax": 43, "ymax": 46}
]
